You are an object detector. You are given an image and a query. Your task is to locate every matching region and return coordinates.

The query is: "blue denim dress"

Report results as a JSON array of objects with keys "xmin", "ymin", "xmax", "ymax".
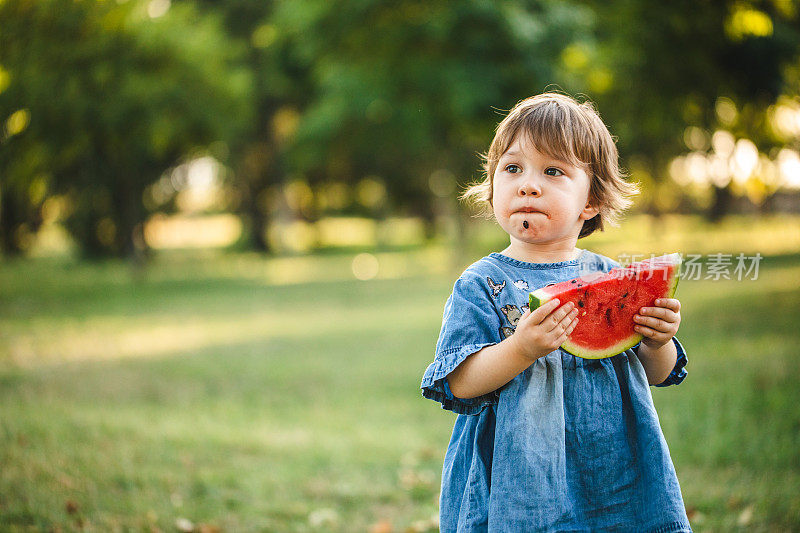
[{"xmin": 421, "ymin": 250, "xmax": 691, "ymax": 532}]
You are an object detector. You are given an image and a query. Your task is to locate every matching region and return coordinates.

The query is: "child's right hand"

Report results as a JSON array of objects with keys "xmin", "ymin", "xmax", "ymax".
[{"xmin": 510, "ymin": 299, "xmax": 579, "ymax": 361}]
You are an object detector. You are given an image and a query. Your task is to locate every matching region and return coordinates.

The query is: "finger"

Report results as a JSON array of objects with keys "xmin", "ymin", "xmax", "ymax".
[
  {"xmin": 530, "ymin": 298, "xmax": 561, "ymax": 323},
  {"xmin": 565, "ymin": 316, "xmax": 579, "ymax": 335},
  {"xmin": 634, "ymin": 324, "xmax": 668, "ymax": 339},
  {"xmin": 637, "ymin": 307, "xmax": 678, "ymax": 322},
  {"xmin": 563, "ymin": 307, "xmax": 579, "ymax": 325},
  {"xmin": 552, "ymin": 307, "xmax": 578, "ymax": 332},
  {"xmin": 558, "ymin": 317, "xmax": 579, "ymax": 343},
  {"xmin": 633, "ymin": 315, "xmax": 670, "ymax": 333},
  {"xmin": 557, "ymin": 309, "xmax": 579, "ymax": 333},
  {"xmin": 655, "ymin": 298, "xmax": 680, "ymax": 312},
  {"xmin": 548, "ymin": 302, "xmax": 575, "ymax": 330}
]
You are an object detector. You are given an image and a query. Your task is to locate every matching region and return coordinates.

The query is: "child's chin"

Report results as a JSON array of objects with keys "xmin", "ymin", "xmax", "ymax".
[{"xmin": 517, "ymin": 224, "xmax": 540, "ymax": 237}]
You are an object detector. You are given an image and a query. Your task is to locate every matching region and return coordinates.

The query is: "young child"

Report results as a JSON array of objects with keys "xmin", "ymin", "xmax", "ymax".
[{"xmin": 420, "ymin": 93, "xmax": 690, "ymax": 532}]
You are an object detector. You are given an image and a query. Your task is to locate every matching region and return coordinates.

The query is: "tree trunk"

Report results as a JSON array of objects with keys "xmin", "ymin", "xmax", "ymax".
[
  {"xmin": 0, "ymin": 189, "xmax": 25, "ymax": 257},
  {"xmin": 242, "ymin": 180, "xmax": 271, "ymax": 253},
  {"xmin": 250, "ymin": 206, "xmax": 271, "ymax": 253},
  {"xmin": 72, "ymin": 212, "xmax": 110, "ymax": 260},
  {"xmin": 110, "ymin": 179, "xmax": 150, "ymax": 266},
  {"xmin": 708, "ymin": 184, "xmax": 732, "ymax": 222}
]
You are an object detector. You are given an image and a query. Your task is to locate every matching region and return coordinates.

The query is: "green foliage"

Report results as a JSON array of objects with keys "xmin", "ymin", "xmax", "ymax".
[
  {"xmin": 1, "ymin": 0, "xmax": 799, "ymax": 258},
  {"xmin": 0, "ymin": 0, "xmax": 252, "ymax": 257},
  {"xmin": 577, "ymin": 0, "xmax": 800, "ymax": 215},
  {"xmin": 591, "ymin": 0, "xmax": 800, "ymax": 155},
  {"xmin": 280, "ymin": 0, "xmax": 595, "ymax": 215},
  {"xmin": 202, "ymin": 0, "xmax": 800, "ymax": 230}
]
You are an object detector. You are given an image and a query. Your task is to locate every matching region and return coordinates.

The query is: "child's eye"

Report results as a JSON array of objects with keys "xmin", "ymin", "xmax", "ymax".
[
  {"xmin": 505, "ymin": 164, "xmax": 521, "ymax": 173},
  {"xmin": 545, "ymin": 167, "xmax": 564, "ymax": 177}
]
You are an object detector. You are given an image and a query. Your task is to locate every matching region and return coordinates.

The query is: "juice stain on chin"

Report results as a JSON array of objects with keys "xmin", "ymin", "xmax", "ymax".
[{"xmin": 523, "ymin": 220, "xmax": 529, "ymax": 229}]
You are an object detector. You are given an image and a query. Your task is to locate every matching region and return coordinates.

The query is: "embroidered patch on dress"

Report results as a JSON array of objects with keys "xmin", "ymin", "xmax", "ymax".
[
  {"xmin": 501, "ymin": 304, "xmax": 523, "ymax": 326},
  {"xmin": 513, "ymin": 280, "xmax": 529, "ymax": 291},
  {"xmin": 487, "ymin": 277, "xmax": 505, "ymax": 299}
]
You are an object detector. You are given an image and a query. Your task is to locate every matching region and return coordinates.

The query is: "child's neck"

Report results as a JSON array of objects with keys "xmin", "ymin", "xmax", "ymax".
[{"xmin": 499, "ymin": 239, "xmax": 582, "ymax": 264}]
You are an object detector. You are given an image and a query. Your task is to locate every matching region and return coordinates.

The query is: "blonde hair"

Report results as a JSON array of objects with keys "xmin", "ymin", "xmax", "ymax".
[{"xmin": 462, "ymin": 92, "xmax": 639, "ymax": 238}]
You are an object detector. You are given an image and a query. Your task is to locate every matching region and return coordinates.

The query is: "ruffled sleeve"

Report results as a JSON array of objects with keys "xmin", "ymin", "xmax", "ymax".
[
  {"xmin": 653, "ymin": 336, "xmax": 688, "ymax": 387},
  {"xmin": 420, "ymin": 275, "xmax": 503, "ymax": 415}
]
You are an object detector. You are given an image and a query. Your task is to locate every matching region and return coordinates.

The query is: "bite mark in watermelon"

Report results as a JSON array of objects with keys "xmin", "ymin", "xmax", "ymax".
[{"xmin": 528, "ymin": 253, "xmax": 682, "ymax": 359}]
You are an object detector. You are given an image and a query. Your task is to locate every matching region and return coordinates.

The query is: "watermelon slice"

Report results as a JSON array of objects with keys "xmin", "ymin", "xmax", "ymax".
[{"xmin": 528, "ymin": 253, "xmax": 682, "ymax": 359}]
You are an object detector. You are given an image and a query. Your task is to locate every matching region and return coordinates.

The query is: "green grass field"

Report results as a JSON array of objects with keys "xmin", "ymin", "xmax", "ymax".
[{"xmin": 2, "ymin": 216, "xmax": 800, "ymax": 531}]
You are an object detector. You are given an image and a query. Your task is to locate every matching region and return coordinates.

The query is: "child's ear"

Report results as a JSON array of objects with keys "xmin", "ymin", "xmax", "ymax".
[{"xmin": 580, "ymin": 202, "xmax": 600, "ymax": 221}]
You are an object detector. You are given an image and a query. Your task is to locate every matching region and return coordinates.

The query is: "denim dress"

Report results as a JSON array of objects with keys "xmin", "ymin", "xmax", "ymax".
[{"xmin": 421, "ymin": 250, "xmax": 691, "ymax": 532}]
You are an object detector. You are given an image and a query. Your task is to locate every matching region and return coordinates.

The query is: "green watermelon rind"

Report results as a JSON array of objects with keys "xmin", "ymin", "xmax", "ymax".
[{"xmin": 527, "ymin": 253, "xmax": 682, "ymax": 360}]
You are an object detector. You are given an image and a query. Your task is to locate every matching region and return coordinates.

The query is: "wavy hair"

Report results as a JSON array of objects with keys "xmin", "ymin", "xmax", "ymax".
[{"xmin": 462, "ymin": 92, "xmax": 639, "ymax": 238}]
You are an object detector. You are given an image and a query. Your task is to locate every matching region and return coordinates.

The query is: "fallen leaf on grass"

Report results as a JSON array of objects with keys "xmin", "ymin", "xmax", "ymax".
[
  {"xmin": 685, "ymin": 506, "xmax": 704, "ymax": 525},
  {"xmin": 175, "ymin": 517, "xmax": 194, "ymax": 532},
  {"xmin": 727, "ymin": 495, "xmax": 743, "ymax": 509},
  {"xmin": 65, "ymin": 500, "xmax": 79, "ymax": 515},
  {"xmin": 173, "ymin": 518, "xmax": 220, "ymax": 533},
  {"xmin": 738, "ymin": 505, "xmax": 754, "ymax": 527},
  {"xmin": 368, "ymin": 519, "xmax": 393, "ymax": 533}
]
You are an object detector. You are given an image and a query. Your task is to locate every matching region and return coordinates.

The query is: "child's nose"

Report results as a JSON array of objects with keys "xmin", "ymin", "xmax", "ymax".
[{"xmin": 518, "ymin": 178, "xmax": 541, "ymax": 196}]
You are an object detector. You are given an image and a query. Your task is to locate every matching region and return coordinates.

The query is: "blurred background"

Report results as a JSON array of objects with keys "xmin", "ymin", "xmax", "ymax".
[{"xmin": 1, "ymin": 0, "xmax": 799, "ymax": 531}]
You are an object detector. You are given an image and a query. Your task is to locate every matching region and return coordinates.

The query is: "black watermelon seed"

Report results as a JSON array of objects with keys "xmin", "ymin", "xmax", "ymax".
[
  {"xmin": 622, "ymin": 291, "xmax": 629, "ymax": 298},
  {"xmin": 605, "ymin": 308, "xmax": 612, "ymax": 325},
  {"xmin": 578, "ymin": 300, "xmax": 584, "ymax": 307},
  {"xmin": 571, "ymin": 280, "xmax": 576, "ymax": 284},
  {"xmin": 619, "ymin": 303, "xmax": 625, "ymax": 309}
]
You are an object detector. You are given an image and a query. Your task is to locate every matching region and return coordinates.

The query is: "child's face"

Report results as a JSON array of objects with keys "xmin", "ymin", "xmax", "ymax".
[{"xmin": 492, "ymin": 135, "xmax": 599, "ymax": 248}]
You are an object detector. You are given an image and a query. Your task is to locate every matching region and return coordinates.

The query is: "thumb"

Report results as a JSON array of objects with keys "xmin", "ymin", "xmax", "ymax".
[{"xmin": 528, "ymin": 298, "xmax": 560, "ymax": 323}]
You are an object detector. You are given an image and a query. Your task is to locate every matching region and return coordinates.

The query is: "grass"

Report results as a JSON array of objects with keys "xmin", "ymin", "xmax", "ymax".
[
  {"xmin": 1, "ymin": 250, "xmax": 452, "ymax": 532},
  {"xmin": 2, "ymin": 215, "xmax": 800, "ymax": 531}
]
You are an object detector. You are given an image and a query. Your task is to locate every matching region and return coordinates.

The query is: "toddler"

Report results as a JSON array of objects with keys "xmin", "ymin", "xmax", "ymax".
[{"xmin": 420, "ymin": 93, "xmax": 690, "ymax": 532}]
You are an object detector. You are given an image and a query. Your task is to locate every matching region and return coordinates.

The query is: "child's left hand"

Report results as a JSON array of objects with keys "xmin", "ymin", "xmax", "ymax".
[{"xmin": 633, "ymin": 298, "xmax": 681, "ymax": 349}]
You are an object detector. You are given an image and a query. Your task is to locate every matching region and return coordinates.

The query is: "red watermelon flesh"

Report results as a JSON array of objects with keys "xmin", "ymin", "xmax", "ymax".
[{"xmin": 528, "ymin": 253, "xmax": 682, "ymax": 359}]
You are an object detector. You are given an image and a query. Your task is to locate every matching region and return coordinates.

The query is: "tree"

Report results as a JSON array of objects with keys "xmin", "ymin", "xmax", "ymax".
[
  {"xmin": 573, "ymin": 0, "xmax": 800, "ymax": 218},
  {"xmin": 0, "ymin": 0, "xmax": 252, "ymax": 259},
  {"xmin": 280, "ymin": 0, "xmax": 595, "ymax": 233},
  {"xmin": 187, "ymin": 0, "xmax": 317, "ymax": 253}
]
